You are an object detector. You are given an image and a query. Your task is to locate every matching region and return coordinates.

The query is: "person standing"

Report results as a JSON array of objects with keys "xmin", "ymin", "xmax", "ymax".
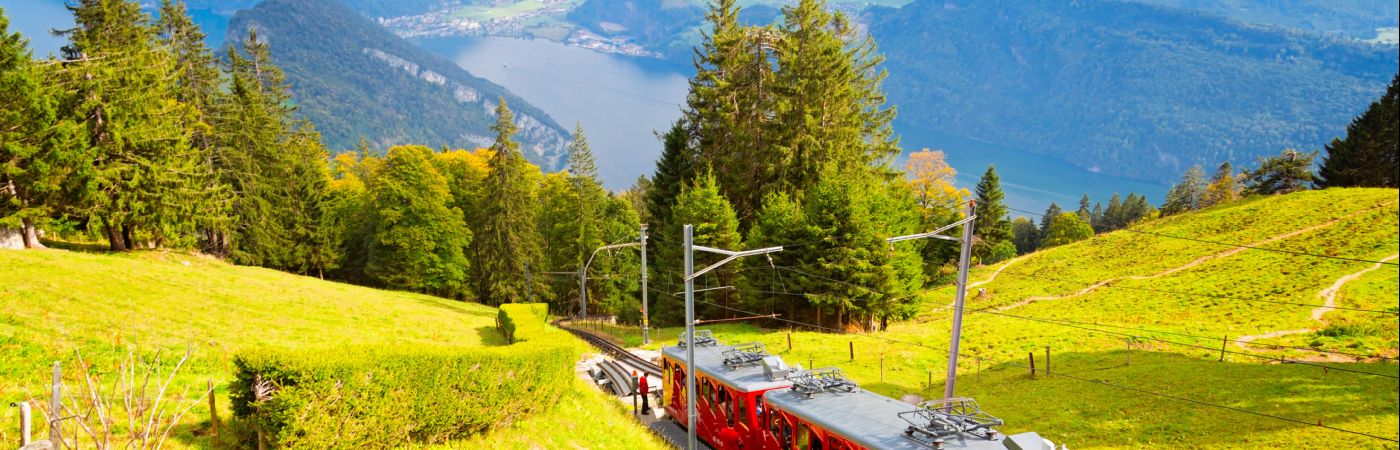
[{"xmin": 639, "ymin": 371, "xmax": 652, "ymax": 415}]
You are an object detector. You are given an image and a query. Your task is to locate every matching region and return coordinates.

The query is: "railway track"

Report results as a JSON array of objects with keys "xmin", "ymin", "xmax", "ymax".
[{"xmin": 555, "ymin": 319, "xmax": 663, "ymax": 378}]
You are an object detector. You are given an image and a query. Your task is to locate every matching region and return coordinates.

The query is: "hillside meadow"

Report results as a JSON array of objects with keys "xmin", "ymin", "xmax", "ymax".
[
  {"xmin": 592, "ymin": 188, "xmax": 1399, "ymax": 449},
  {"xmin": 0, "ymin": 248, "xmax": 662, "ymax": 448}
]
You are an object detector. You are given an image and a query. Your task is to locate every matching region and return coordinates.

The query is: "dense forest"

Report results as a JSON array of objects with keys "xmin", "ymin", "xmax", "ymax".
[{"xmin": 1, "ymin": 0, "xmax": 1394, "ymax": 334}]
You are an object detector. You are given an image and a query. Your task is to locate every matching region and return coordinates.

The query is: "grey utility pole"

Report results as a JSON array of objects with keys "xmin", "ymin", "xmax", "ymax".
[
  {"xmin": 682, "ymin": 224, "xmax": 783, "ymax": 450},
  {"xmin": 640, "ymin": 224, "xmax": 650, "ymax": 345},
  {"xmin": 886, "ymin": 201, "xmax": 976, "ymax": 405},
  {"xmin": 579, "ymin": 228, "xmax": 647, "ymax": 318}
]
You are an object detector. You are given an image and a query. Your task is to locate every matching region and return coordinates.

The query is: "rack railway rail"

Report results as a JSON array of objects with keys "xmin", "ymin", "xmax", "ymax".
[{"xmin": 555, "ymin": 318, "xmax": 663, "ymax": 379}]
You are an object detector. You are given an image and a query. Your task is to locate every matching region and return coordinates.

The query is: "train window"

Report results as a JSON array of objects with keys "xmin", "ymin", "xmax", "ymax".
[
  {"xmin": 796, "ymin": 423, "xmax": 810, "ymax": 450},
  {"xmin": 737, "ymin": 395, "xmax": 748, "ymax": 428},
  {"xmin": 717, "ymin": 388, "xmax": 731, "ymax": 424},
  {"xmin": 781, "ymin": 416, "xmax": 794, "ymax": 449}
]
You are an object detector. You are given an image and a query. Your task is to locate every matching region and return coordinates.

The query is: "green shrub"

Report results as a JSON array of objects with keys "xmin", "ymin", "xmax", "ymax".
[{"xmin": 231, "ymin": 303, "xmax": 575, "ymax": 449}]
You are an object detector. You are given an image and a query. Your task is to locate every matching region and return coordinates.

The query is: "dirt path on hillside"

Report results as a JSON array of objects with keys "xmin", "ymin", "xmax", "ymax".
[
  {"xmin": 1232, "ymin": 254, "xmax": 1398, "ymax": 361},
  {"xmin": 993, "ymin": 205, "xmax": 1389, "ymax": 312}
]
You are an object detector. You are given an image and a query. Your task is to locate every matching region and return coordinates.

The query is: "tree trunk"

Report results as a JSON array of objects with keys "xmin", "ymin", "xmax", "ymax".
[
  {"xmin": 21, "ymin": 217, "xmax": 45, "ymax": 249},
  {"xmin": 121, "ymin": 223, "xmax": 135, "ymax": 250},
  {"xmin": 106, "ymin": 221, "xmax": 128, "ymax": 252}
]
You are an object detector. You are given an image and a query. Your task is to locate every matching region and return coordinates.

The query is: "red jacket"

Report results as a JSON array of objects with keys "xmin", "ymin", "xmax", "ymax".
[{"xmin": 639, "ymin": 375, "xmax": 650, "ymax": 395}]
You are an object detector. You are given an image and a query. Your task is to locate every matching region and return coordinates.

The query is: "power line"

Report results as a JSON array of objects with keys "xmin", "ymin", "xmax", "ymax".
[
  {"xmin": 974, "ymin": 309, "xmax": 1399, "ymax": 379},
  {"xmin": 1005, "ymin": 206, "xmax": 1398, "ymax": 267},
  {"xmin": 998, "ymin": 270, "xmax": 1399, "ymax": 316},
  {"xmin": 682, "ymin": 299, "xmax": 1400, "ymax": 443}
]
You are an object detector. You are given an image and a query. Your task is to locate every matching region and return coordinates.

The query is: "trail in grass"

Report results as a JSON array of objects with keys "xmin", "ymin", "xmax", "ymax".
[
  {"xmin": 1233, "ymin": 253, "xmax": 1399, "ymax": 361},
  {"xmin": 994, "ymin": 206, "xmax": 1388, "ymax": 312}
]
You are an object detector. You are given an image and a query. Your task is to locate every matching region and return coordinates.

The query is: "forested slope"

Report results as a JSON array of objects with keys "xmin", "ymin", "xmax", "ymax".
[{"xmin": 227, "ymin": 0, "xmax": 570, "ymax": 167}]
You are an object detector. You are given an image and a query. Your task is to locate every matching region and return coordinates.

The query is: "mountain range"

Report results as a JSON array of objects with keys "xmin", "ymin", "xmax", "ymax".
[{"xmin": 226, "ymin": 0, "xmax": 570, "ymax": 166}]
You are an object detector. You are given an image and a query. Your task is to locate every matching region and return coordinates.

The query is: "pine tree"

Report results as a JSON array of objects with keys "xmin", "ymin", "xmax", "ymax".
[
  {"xmin": 0, "ymin": 12, "xmax": 76, "ymax": 249},
  {"xmin": 656, "ymin": 169, "xmax": 742, "ymax": 323},
  {"xmin": 1246, "ymin": 149, "xmax": 1316, "ymax": 195},
  {"xmin": 1076, "ymin": 194, "xmax": 1092, "ymax": 224},
  {"xmin": 1102, "ymin": 193, "xmax": 1123, "ymax": 232},
  {"xmin": 1039, "ymin": 202, "xmax": 1062, "ymax": 238},
  {"xmin": 567, "ymin": 123, "xmax": 608, "ymax": 300},
  {"xmin": 365, "ymin": 145, "xmax": 470, "ymax": 295},
  {"xmin": 57, "ymin": 0, "xmax": 203, "ymax": 251},
  {"xmin": 1090, "ymin": 202, "xmax": 1103, "ymax": 232},
  {"xmin": 1317, "ymin": 73, "xmax": 1398, "ymax": 188},
  {"xmin": 470, "ymin": 98, "xmax": 546, "ymax": 305},
  {"xmin": 973, "ymin": 165, "xmax": 1012, "ymax": 262},
  {"xmin": 1161, "ymin": 165, "xmax": 1206, "ymax": 216},
  {"xmin": 645, "ymin": 119, "xmax": 696, "ymax": 275}
]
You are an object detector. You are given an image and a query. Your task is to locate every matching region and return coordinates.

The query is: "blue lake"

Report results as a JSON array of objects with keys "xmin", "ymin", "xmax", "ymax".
[{"xmin": 418, "ymin": 36, "xmax": 1167, "ymax": 213}]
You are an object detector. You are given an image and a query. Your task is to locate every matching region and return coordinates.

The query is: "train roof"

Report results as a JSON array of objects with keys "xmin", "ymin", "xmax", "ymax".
[
  {"xmin": 763, "ymin": 388, "xmax": 1046, "ymax": 450},
  {"xmin": 661, "ymin": 342, "xmax": 793, "ymax": 392}
]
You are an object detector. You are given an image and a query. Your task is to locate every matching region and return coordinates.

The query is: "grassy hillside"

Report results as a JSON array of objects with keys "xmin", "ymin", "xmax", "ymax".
[
  {"xmin": 0, "ymin": 249, "xmax": 662, "ymax": 448},
  {"xmin": 594, "ymin": 188, "xmax": 1399, "ymax": 448}
]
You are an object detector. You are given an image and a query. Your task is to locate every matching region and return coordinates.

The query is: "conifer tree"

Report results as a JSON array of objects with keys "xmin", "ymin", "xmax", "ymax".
[
  {"xmin": 470, "ymin": 99, "xmax": 546, "ymax": 305},
  {"xmin": 1161, "ymin": 165, "xmax": 1206, "ymax": 216},
  {"xmin": 57, "ymin": 0, "xmax": 203, "ymax": 251},
  {"xmin": 567, "ymin": 123, "xmax": 607, "ymax": 292},
  {"xmin": 1090, "ymin": 202, "xmax": 1103, "ymax": 231},
  {"xmin": 1317, "ymin": 73, "xmax": 1398, "ymax": 188},
  {"xmin": 1076, "ymin": 194, "xmax": 1092, "ymax": 223},
  {"xmin": 1246, "ymin": 149, "xmax": 1316, "ymax": 195},
  {"xmin": 365, "ymin": 145, "xmax": 470, "ymax": 295},
  {"xmin": 1039, "ymin": 202, "xmax": 1061, "ymax": 238},
  {"xmin": 0, "ymin": 13, "xmax": 75, "ymax": 249},
  {"xmin": 1102, "ymin": 193, "xmax": 1123, "ymax": 232},
  {"xmin": 656, "ymin": 169, "xmax": 742, "ymax": 323},
  {"xmin": 973, "ymin": 165, "xmax": 1012, "ymax": 262}
]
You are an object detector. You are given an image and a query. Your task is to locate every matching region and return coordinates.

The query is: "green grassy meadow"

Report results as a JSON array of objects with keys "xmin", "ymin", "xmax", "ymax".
[
  {"xmin": 0, "ymin": 249, "xmax": 662, "ymax": 448},
  {"xmin": 590, "ymin": 188, "xmax": 1400, "ymax": 449}
]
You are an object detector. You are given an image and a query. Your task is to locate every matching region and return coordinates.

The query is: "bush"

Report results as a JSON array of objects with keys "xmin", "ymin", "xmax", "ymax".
[{"xmin": 231, "ymin": 303, "xmax": 574, "ymax": 449}]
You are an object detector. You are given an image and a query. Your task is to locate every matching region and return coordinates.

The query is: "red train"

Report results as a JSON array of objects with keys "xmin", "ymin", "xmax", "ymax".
[{"xmin": 661, "ymin": 331, "xmax": 1059, "ymax": 450}]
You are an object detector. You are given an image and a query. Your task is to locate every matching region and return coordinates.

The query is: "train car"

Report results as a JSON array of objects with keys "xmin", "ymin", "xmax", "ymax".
[
  {"xmin": 662, "ymin": 330, "xmax": 1058, "ymax": 450},
  {"xmin": 762, "ymin": 373, "xmax": 1056, "ymax": 450},
  {"xmin": 661, "ymin": 331, "xmax": 794, "ymax": 450}
]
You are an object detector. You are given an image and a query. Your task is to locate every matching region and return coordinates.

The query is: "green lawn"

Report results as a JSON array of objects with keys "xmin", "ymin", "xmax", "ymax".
[
  {"xmin": 590, "ymin": 188, "xmax": 1400, "ymax": 449},
  {"xmin": 0, "ymin": 248, "xmax": 664, "ymax": 448}
]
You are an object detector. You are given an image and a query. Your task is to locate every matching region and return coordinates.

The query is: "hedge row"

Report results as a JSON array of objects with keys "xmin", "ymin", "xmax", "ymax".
[
  {"xmin": 496, "ymin": 303, "xmax": 549, "ymax": 344},
  {"xmin": 231, "ymin": 303, "xmax": 575, "ymax": 449}
]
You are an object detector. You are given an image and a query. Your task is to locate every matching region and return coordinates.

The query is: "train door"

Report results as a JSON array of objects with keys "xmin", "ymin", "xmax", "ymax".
[{"xmin": 755, "ymin": 393, "xmax": 783, "ymax": 450}]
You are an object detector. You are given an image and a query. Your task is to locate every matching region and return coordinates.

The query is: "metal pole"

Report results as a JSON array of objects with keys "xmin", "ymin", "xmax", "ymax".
[
  {"xmin": 579, "ymin": 260, "xmax": 587, "ymax": 318},
  {"xmin": 944, "ymin": 201, "xmax": 976, "ymax": 404},
  {"xmin": 641, "ymin": 224, "xmax": 650, "ymax": 345},
  {"xmin": 683, "ymin": 224, "xmax": 697, "ymax": 450}
]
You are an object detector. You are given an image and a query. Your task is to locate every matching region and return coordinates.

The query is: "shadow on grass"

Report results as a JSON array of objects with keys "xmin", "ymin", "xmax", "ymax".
[
  {"xmin": 477, "ymin": 325, "xmax": 509, "ymax": 346},
  {"xmin": 39, "ymin": 239, "xmax": 110, "ymax": 253}
]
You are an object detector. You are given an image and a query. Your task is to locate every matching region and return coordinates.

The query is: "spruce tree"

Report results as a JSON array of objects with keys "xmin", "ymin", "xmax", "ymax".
[
  {"xmin": 656, "ymin": 169, "xmax": 742, "ymax": 323},
  {"xmin": 567, "ymin": 123, "xmax": 607, "ymax": 297},
  {"xmin": 1090, "ymin": 202, "xmax": 1103, "ymax": 232},
  {"xmin": 1039, "ymin": 202, "xmax": 1062, "ymax": 238},
  {"xmin": 0, "ymin": 12, "xmax": 74, "ymax": 249},
  {"xmin": 1317, "ymin": 73, "xmax": 1398, "ymax": 188},
  {"xmin": 470, "ymin": 99, "xmax": 546, "ymax": 305},
  {"xmin": 1161, "ymin": 165, "xmax": 1206, "ymax": 216},
  {"xmin": 1102, "ymin": 193, "xmax": 1123, "ymax": 231},
  {"xmin": 57, "ymin": 0, "xmax": 203, "ymax": 251},
  {"xmin": 973, "ymin": 165, "xmax": 1012, "ymax": 262},
  {"xmin": 1076, "ymin": 194, "xmax": 1092, "ymax": 224}
]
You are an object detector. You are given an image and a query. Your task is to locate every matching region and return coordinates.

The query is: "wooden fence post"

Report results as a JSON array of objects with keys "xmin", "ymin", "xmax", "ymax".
[
  {"xmin": 1045, "ymin": 346, "xmax": 1051, "ymax": 377},
  {"xmin": 976, "ymin": 357, "xmax": 981, "ymax": 384},
  {"xmin": 1125, "ymin": 338, "xmax": 1132, "ymax": 366},
  {"xmin": 879, "ymin": 355, "xmax": 884, "ymax": 382},
  {"xmin": 1219, "ymin": 335, "xmax": 1228, "ymax": 362},
  {"xmin": 1028, "ymin": 352, "xmax": 1036, "ymax": 378},
  {"xmin": 50, "ymin": 361, "xmax": 61, "ymax": 445},
  {"xmin": 208, "ymin": 380, "xmax": 220, "ymax": 446},
  {"xmin": 927, "ymin": 369, "xmax": 933, "ymax": 388},
  {"xmin": 849, "ymin": 341, "xmax": 854, "ymax": 361},
  {"xmin": 787, "ymin": 333, "xmax": 792, "ymax": 351}
]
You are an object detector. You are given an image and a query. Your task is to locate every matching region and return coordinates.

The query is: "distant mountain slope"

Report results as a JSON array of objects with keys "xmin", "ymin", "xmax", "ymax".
[
  {"xmin": 868, "ymin": 0, "xmax": 1398, "ymax": 183},
  {"xmin": 1134, "ymin": 0, "xmax": 1397, "ymax": 41},
  {"xmin": 227, "ymin": 0, "xmax": 569, "ymax": 166}
]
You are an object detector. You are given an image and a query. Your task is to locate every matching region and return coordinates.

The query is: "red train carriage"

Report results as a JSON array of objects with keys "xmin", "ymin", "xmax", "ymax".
[
  {"xmin": 662, "ymin": 330, "xmax": 1058, "ymax": 450},
  {"xmin": 661, "ymin": 332, "xmax": 793, "ymax": 450}
]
